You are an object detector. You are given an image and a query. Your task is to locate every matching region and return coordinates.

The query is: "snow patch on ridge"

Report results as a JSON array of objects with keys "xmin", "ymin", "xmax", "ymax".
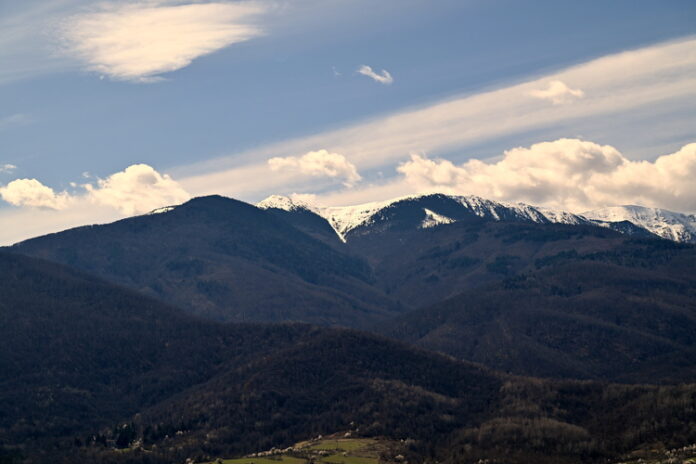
[
  {"xmin": 537, "ymin": 207, "xmax": 588, "ymax": 225},
  {"xmin": 149, "ymin": 205, "xmax": 176, "ymax": 215},
  {"xmin": 454, "ymin": 196, "xmax": 501, "ymax": 220},
  {"xmin": 421, "ymin": 209, "xmax": 455, "ymax": 228},
  {"xmin": 321, "ymin": 195, "xmax": 421, "ymax": 240}
]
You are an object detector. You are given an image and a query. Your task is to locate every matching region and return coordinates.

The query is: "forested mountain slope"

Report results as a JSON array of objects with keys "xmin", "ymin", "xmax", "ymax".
[
  {"xmin": 10, "ymin": 196, "xmax": 400, "ymax": 328},
  {"xmin": 384, "ymin": 239, "xmax": 696, "ymax": 382}
]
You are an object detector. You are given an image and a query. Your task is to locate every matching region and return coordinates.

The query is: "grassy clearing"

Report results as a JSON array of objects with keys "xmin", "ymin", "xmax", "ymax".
[
  {"xmin": 319, "ymin": 453, "xmax": 378, "ymax": 464},
  {"xmin": 308, "ymin": 439, "xmax": 375, "ymax": 452},
  {"xmin": 207, "ymin": 436, "xmax": 397, "ymax": 464},
  {"xmin": 220, "ymin": 457, "xmax": 307, "ymax": 464}
]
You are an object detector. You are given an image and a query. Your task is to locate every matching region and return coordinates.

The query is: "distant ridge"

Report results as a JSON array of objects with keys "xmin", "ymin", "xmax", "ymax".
[
  {"xmin": 583, "ymin": 205, "xmax": 696, "ymax": 242},
  {"xmin": 257, "ymin": 193, "xmax": 696, "ymax": 242},
  {"xmin": 258, "ymin": 193, "xmax": 593, "ymax": 241}
]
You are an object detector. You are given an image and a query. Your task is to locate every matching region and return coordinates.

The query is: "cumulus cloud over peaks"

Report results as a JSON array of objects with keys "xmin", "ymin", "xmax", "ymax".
[
  {"xmin": 85, "ymin": 164, "xmax": 190, "ymax": 215},
  {"xmin": 530, "ymin": 80, "xmax": 584, "ymax": 104},
  {"xmin": 0, "ymin": 164, "xmax": 189, "ymax": 215},
  {"xmin": 357, "ymin": 65, "xmax": 393, "ymax": 85},
  {"xmin": 0, "ymin": 178, "xmax": 72, "ymax": 210},
  {"xmin": 268, "ymin": 150, "xmax": 362, "ymax": 186},
  {"xmin": 397, "ymin": 139, "xmax": 696, "ymax": 213},
  {"xmin": 60, "ymin": 1, "xmax": 264, "ymax": 82}
]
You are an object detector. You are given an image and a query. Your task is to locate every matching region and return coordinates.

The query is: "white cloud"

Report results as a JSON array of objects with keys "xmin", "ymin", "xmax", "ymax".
[
  {"xmin": 0, "ymin": 163, "xmax": 189, "ymax": 216},
  {"xmin": 0, "ymin": 164, "xmax": 17, "ymax": 173},
  {"xmin": 397, "ymin": 139, "xmax": 696, "ymax": 213},
  {"xmin": 357, "ymin": 65, "xmax": 393, "ymax": 85},
  {"xmin": 530, "ymin": 80, "xmax": 584, "ymax": 104},
  {"xmin": 84, "ymin": 164, "xmax": 190, "ymax": 215},
  {"xmin": 0, "ymin": 200, "xmax": 122, "ymax": 246},
  {"xmin": 60, "ymin": 1, "xmax": 264, "ymax": 82},
  {"xmin": 268, "ymin": 149, "xmax": 362, "ymax": 186},
  {"xmin": 0, "ymin": 163, "xmax": 190, "ymax": 245},
  {"xmin": 0, "ymin": 178, "xmax": 72, "ymax": 209}
]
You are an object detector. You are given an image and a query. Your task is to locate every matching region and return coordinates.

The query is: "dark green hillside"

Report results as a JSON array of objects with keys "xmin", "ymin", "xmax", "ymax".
[
  {"xmin": 133, "ymin": 330, "xmax": 501, "ymax": 462},
  {"xmin": 10, "ymin": 196, "xmax": 400, "ymax": 328},
  {"xmin": 54, "ymin": 337, "xmax": 696, "ymax": 464},
  {"xmin": 263, "ymin": 206, "xmax": 344, "ymax": 246},
  {"xmin": 0, "ymin": 251, "xmax": 315, "ymax": 448},
  {"xmin": 385, "ymin": 239, "xmax": 696, "ymax": 383},
  {"xmin": 2, "ymin": 251, "xmax": 696, "ymax": 464},
  {"xmin": 347, "ymin": 220, "xmax": 630, "ymax": 309},
  {"xmin": 440, "ymin": 378, "xmax": 696, "ymax": 464},
  {"xmin": 0, "ymin": 250, "xmax": 501, "ymax": 461}
]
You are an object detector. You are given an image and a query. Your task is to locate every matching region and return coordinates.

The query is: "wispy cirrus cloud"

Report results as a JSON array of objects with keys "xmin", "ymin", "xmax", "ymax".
[
  {"xmin": 357, "ymin": 65, "xmax": 393, "ymax": 85},
  {"xmin": 59, "ymin": 1, "xmax": 265, "ymax": 82},
  {"xmin": 0, "ymin": 164, "xmax": 17, "ymax": 174}
]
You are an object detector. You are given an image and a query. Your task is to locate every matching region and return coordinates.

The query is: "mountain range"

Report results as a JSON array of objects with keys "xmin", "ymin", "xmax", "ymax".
[
  {"xmin": 9, "ymin": 193, "xmax": 696, "ymax": 383},
  {"xmin": 3, "ymin": 191, "xmax": 696, "ymax": 463},
  {"xmin": 258, "ymin": 193, "xmax": 696, "ymax": 243}
]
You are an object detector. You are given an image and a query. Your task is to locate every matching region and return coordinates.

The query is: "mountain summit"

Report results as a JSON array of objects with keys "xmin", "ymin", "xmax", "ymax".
[{"xmin": 258, "ymin": 193, "xmax": 696, "ymax": 243}]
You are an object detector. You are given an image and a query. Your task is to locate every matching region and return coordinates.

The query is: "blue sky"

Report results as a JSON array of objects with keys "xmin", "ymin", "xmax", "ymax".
[{"xmin": 1, "ymin": 0, "xmax": 695, "ymax": 244}]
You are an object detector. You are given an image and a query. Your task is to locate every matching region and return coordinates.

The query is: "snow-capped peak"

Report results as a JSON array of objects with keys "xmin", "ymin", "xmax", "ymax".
[
  {"xmin": 257, "ymin": 195, "xmax": 316, "ymax": 213},
  {"xmin": 260, "ymin": 193, "xmax": 592, "ymax": 240},
  {"xmin": 256, "ymin": 192, "xmax": 695, "ymax": 243},
  {"xmin": 582, "ymin": 205, "xmax": 696, "ymax": 242}
]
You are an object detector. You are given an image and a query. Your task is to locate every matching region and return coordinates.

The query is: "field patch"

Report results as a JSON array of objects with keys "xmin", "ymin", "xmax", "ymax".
[{"xmin": 208, "ymin": 434, "xmax": 403, "ymax": 464}]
